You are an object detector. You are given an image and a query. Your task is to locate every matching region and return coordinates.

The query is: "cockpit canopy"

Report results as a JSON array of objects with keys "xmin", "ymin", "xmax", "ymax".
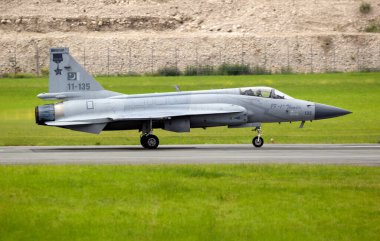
[{"xmin": 240, "ymin": 87, "xmax": 293, "ymax": 99}]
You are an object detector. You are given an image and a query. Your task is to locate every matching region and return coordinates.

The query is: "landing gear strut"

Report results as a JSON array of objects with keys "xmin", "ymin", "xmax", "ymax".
[
  {"xmin": 140, "ymin": 120, "xmax": 159, "ymax": 149},
  {"xmin": 252, "ymin": 127, "xmax": 264, "ymax": 148}
]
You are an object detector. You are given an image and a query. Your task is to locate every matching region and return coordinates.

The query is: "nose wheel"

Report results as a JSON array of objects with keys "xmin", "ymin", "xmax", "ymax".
[
  {"xmin": 140, "ymin": 134, "xmax": 159, "ymax": 149},
  {"xmin": 252, "ymin": 136, "xmax": 264, "ymax": 147},
  {"xmin": 252, "ymin": 127, "xmax": 264, "ymax": 148}
]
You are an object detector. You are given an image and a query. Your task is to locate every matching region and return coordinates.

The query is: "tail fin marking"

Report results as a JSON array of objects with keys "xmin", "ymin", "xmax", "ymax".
[{"xmin": 49, "ymin": 48, "xmax": 104, "ymax": 93}]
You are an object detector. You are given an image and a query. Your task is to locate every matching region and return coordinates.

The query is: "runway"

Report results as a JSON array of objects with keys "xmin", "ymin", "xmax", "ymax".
[{"xmin": 0, "ymin": 144, "xmax": 379, "ymax": 165}]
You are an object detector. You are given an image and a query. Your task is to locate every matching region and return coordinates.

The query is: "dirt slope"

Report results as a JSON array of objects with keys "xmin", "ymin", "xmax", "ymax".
[
  {"xmin": 1, "ymin": 0, "xmax": 379, "ymax": 34},
  {"xmin": 1, "ymin": 0, "xmax": 379, "ymax": 74}
]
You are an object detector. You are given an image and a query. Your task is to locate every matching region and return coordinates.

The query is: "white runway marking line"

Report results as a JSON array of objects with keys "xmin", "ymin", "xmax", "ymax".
[{"xmin": 343, "ymin": 145, "xmax": 380, "ymax": 148}]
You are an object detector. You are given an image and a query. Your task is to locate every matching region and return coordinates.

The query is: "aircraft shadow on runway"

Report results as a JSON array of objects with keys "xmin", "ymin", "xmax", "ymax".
[
  {"xmin": 29, "ymin": 145, "xmax": 371, "ymax": 153},
  {"xmin": 31, "ymin": 146, "xmax": 198, "ymax": 152}
]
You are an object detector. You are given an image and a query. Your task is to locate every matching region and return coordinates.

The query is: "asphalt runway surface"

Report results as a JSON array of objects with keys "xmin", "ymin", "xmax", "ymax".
[{"xmin": 0, "ymin": 144, "xmax": 379, "ymax": 165}]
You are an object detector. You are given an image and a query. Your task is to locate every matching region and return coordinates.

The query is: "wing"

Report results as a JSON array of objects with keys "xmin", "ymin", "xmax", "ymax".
[
  {"xmin": 111, "ymin": 103, "xmax": 247, "ymax": 121},
  {"xmin": 44, "ymin": 103, "xmax": 246, "ymax": 134}
]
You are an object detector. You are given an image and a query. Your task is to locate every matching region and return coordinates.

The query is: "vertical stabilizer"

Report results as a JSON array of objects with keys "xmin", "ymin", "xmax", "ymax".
[{"xmin": 49, "ymin": 48, "xmax": 104, "ymax": 93}]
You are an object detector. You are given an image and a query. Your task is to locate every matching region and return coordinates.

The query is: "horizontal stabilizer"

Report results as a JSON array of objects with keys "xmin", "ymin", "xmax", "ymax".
[
  {"xmin": 62, "ymin": 123, "xmax": 107, "ymax": 134},
  {"xmin": 45, "ymin": 118, "xmax": 111, "ymax": 126}
]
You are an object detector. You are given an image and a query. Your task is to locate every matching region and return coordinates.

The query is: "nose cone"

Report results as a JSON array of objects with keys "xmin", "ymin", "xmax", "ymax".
[{"xmin": 315, "ymin": 103, "xmax": 352, "ymax": 120}]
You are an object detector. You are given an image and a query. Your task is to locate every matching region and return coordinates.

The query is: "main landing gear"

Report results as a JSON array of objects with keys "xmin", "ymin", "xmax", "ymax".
[
  {"xmin": 140, "ymin": 120, "xmax": 159, "ymax": 149},
  {"xmin": 140, "ymin": 134, "xmax": 159, "ymax": 149},
  {"xmin": 252, "ymin": 126, "xmax": 264, "ymax": 148}
]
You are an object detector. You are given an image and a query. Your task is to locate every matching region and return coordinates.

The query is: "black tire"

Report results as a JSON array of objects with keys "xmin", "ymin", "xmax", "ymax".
[
  {"xmin": 140, "ymin": 135, "xmax": 148, "ymax": 148},
  {"xmin": 252, "ymin": 136, "xmax": 264, "ymax": 148},
  {"xmin": 143, "ymin": 134, "xmax": 159, "ymax": 149}
]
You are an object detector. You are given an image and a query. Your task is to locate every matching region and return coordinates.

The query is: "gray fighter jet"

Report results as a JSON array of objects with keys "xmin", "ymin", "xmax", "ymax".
[{"xmin": 35, "ymin": 48, "xmax": 351, "ymax": 149}]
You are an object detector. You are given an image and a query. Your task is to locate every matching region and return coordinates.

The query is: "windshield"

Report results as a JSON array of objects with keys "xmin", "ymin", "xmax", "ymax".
[{"xmin": 240, "ymin": 87, "xmax": 293, "ymax": 99}]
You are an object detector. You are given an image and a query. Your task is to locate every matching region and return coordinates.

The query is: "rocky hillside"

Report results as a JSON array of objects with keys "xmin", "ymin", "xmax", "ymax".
[
  {"xmin": 1, "ymin": 0, "xmax": 379, "ymax": 74},
  {"xmin": 1, "ymin": 0, "xmax": 380, "ymax": 33}
]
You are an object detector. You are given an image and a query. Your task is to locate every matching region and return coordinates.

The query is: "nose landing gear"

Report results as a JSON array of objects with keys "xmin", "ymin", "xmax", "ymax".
[{"xmin": 252, "ymin": 126, "xmax": 264, "ymax": 148}]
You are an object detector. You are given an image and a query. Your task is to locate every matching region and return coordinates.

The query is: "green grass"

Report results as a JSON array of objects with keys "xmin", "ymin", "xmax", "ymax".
[
  {"xmin": 0, "ymin": 164, "xmax": 379, "ymax": 241},
  {"xmin": 0, "ymin": 72, "xmax": 379, "ymax": 145}
]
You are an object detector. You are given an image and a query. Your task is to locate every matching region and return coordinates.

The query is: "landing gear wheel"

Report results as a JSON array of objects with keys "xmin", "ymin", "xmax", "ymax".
[
  {"xmin": 252, "ymin": 136, "xmax": 264, "ymax": 148},
  {"xmin": 140, "ymin": 135, "xmax": 148, "ymax": 148},
  {"xmin": 141, "ymin": 134, "xmax": 159, "ymax": 149}
]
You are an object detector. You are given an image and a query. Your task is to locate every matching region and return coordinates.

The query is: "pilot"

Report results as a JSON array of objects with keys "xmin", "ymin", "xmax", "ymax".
[
  {"xmin": 256, "ymin": 89, "xmax": 262, "ymax": 97},
  {"xmin": 244, "ymin": 89, "xmax": 254, "ymax": 96}
]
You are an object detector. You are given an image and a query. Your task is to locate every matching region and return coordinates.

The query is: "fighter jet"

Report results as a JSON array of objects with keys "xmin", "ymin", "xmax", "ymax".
[{"xmin": 35, "ymin": 48, "xmax": 351, "ymax": 149}]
